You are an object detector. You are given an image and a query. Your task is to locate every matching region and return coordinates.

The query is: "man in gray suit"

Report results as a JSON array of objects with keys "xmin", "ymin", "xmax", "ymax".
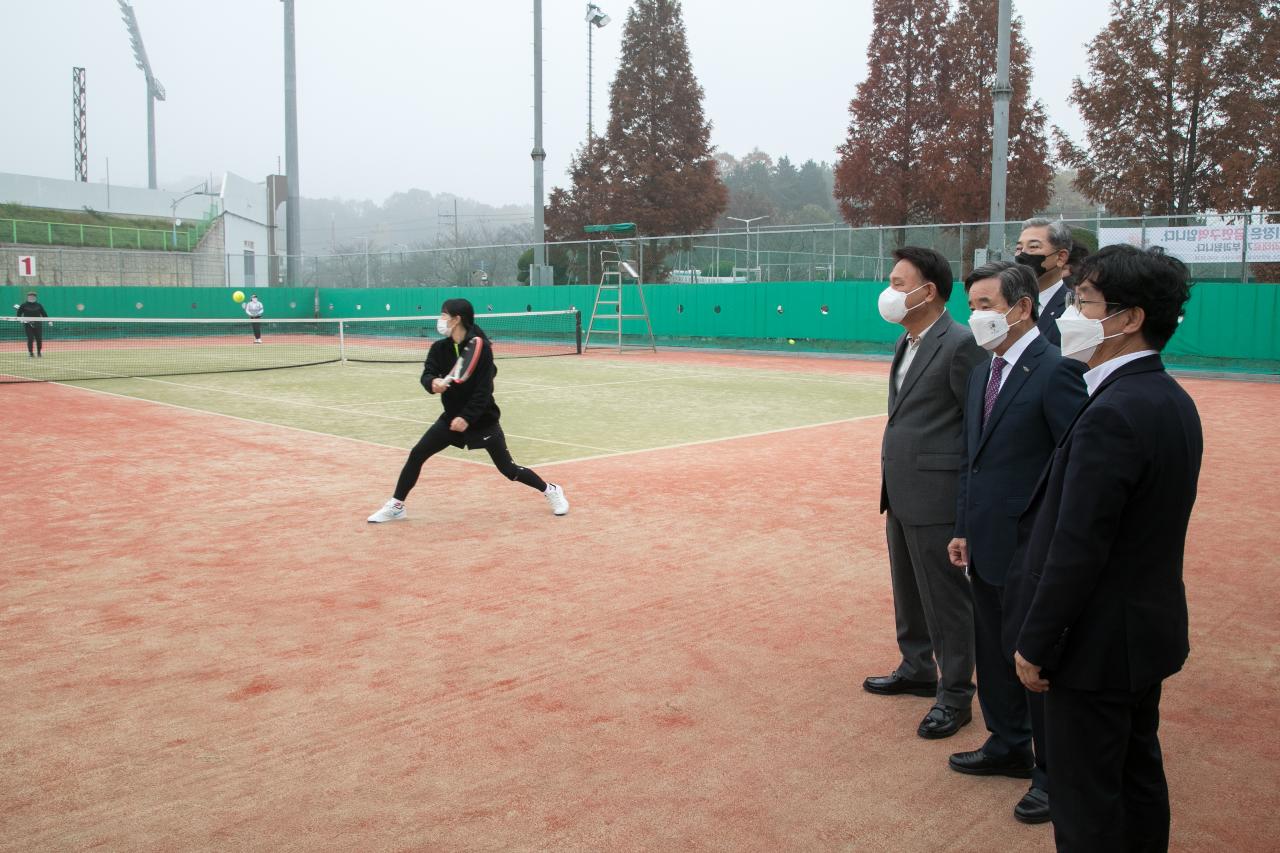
[{"xmin": 864, "ymin": 246, "xmax": 988, "ymax": 739}]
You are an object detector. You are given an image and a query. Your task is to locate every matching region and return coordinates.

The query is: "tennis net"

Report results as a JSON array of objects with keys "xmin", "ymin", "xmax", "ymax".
[{"xmin": 0, "ymin": 309, "xmax": 581, "ymax": 383}]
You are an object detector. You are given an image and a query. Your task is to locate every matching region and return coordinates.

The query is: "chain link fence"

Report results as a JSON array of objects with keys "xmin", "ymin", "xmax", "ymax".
[{"xmin": 4, "ymin": 212, "xmax": 1276, "ymax": 288}]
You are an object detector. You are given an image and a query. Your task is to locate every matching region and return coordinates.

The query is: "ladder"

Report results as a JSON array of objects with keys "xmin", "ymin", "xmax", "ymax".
[{"xmin": 584, "ymin": 250, "xmax": 656, "ymax": 352}]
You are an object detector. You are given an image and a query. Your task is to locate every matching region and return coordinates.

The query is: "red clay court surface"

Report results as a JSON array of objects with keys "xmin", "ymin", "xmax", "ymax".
[{"xmin": 2, "ymin": 352, "xmax": 1278, "ymax": 852}]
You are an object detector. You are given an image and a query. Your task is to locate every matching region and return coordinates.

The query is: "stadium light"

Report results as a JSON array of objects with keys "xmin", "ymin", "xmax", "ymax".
[
  {"xmin": 585, "ymin": 4, "xmax": 611, "ymax": 147},
  {"xmin": 117, "ymin": 0, "xmax": 165, "ymax": 190}
]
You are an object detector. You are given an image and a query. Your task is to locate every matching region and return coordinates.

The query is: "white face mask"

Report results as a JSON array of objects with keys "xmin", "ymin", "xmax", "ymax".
[
  {"xmin": 878, "ymin": 283, "xmax": 928, "ymax": 324},
  {"xmin": 436, "ymin": 316, "xmax": 452, "ymax": 336},
  {"xmin": 968, "ymin": 305, "xmax": 1020, "ymax": 351},
  {"xmin": 1056, "ymin": 305, "xmax": 1126, "ymax": 363}
]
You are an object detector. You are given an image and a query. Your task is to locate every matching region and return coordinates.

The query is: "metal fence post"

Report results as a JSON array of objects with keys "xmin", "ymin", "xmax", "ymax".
[
  {"xmin": 1241, "ymin": 209, "xmax": 1250, "ymax": 284},
  {"xmin": 877, "ymin": 227, "xmax": 885, "ymax": 281}
]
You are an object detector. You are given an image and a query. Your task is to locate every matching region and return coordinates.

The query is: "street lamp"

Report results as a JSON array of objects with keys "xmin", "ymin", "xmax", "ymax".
[
  {"xmin": 169, "ymin": 184, "xmax": 214, "ymax": 250},
  {"xmin": 585, "ymin": 4, "xmax": 611, "ymax": 149},
  {"xmin": 728, "ymin": 215, "xmax": 769, "ymax": 277}
]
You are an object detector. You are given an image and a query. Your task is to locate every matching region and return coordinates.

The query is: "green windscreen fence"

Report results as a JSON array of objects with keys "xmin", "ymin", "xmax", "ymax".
[{"xmin": 4, "ymin": 281, "xmax": 1277, "ymax": 374}]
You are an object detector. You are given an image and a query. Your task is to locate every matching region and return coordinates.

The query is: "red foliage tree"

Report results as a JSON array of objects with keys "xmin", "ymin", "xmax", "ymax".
[
  {"xmin": 925, "ymin": 0, "xmax": 1053, "ymax": 222},
  {"xmin": 1055, "ymin": 0, "xmax": 1275, "ymax": 216},
  {"xmin": 833, "ymin": 0, "xmax": 951, "ymax": 226}
]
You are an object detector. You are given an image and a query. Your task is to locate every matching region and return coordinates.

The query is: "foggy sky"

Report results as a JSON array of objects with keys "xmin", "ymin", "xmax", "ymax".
[{"xmin": 2, "ymin": 1, "xmax": 1112, "ymax": 208}]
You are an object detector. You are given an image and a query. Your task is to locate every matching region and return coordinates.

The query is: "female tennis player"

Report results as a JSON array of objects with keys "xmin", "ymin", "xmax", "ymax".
[{"xmin": 367, "ymin": 298, "xmax": 569, "ymax": 522}]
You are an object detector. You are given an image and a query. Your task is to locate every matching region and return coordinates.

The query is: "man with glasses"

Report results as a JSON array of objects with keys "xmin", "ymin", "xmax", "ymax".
[{"xmin": 1006, "ymin": 245, "xmax": 1202, "ymax": 851}]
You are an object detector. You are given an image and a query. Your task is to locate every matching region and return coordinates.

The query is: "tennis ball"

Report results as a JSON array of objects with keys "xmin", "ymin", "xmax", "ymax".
[
  {"xmin": 788, "ymin": 338, "xmax": 796, "ymax": 345},
  {"xmin": 232, "ymin": 290, "xmax": 245, "ymax": 303}
]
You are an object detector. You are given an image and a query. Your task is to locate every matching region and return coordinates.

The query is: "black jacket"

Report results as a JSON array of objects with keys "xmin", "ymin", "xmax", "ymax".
[
  {"xmin": 1006, "ymin": 354, "xmax": 1202, "ymax": 691},
  {"xmin": 954, "ymin": 334, "xmax": 1087, "ymax": 586},
  {"xmin": 16, "ymin": 301, "xmax": 48, "ymax": 321},
  {"xmin": 420, "ymin": 326, "xmax": 501, "ymax": 428}
]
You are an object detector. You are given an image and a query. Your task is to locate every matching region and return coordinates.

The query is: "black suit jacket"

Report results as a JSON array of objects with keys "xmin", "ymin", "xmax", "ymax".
[
  {"xmin": 954, "ymin": 335, "xmax": 1087, "ymax": 586},
  {"xmin": 1006, "ymin": 355, "xmax": 1203, "ymax": 692},
  {"xmin": 1036, "ymin": 285, "xmax": 1067, "ymax": 347}
]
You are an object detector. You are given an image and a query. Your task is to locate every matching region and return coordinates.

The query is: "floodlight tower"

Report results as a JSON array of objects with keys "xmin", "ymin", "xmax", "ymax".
[
  {"xmin": 72, "ymin": 67, "xmax": 88, "ymax": 182},
  {"xmin": 585, "ymin": 4, "xmax": 611, "ymax": 149},
  {"xmin": 117, "ymin": 0, "xmax": 165, "ymax": 189}
]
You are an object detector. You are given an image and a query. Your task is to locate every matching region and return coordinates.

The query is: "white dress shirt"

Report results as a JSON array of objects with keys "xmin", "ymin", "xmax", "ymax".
[
  {"xmin": 1038, "ymin": 281, "xmax": 1064, "ymax": 311},
  {"xmin": 895, "ymin": 311, "xmax": 945, "ymax": 392},
  {"xmin": 989, "ymin": 327, "xmax": 1040, "ymax": 393},
  {"xmin": 1083, "ymin": 349, "xmax": 1158, "ymax": 396}
]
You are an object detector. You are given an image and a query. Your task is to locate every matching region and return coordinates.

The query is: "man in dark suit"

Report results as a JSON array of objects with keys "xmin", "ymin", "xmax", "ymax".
[
  {"xmin": 864, "ymin": 246, "xmax": 987, "ymax": 739},
  {"xmin": 1009, "ymin": 245, "xmax": 1201, "ymax": 852},
  {"xmin": 944, "ymin": 261, "xmax": 1087, "ymax": 824},
  {"xmin": 1014, "ymin": 218, "xmax": 1073, "ymax": 346}
]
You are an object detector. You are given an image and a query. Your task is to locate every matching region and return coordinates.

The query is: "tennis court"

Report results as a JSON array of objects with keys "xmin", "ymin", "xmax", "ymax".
[{"xmin": 2, "ymin": 345, "xmax": 1279, "ymax": 852}]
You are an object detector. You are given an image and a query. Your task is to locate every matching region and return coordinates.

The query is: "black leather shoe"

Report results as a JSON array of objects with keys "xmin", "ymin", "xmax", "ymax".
[
  {"xmin": 863, "ymin": 672, "xmax": 937, "ymax": 697},
  {"xmin": 917, "ymin": 704, "xmax": 972, "ymax": 739},
  {"xmin": 948, "ymin": 748, "xmax": 1034, "ymax": 778},
  {"xmin": 1014, "ymin": 786, "xmax": 1051, "ymax": 824}
]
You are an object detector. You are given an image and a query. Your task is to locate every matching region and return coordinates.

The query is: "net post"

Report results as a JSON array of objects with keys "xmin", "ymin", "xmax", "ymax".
[
  {"xmin": 339, "ymin": 320, "xmax": 347, "ymax": 363},
  {"xmin": 575, "ymin": 309, "xmax": 583, "ymax": 354}
]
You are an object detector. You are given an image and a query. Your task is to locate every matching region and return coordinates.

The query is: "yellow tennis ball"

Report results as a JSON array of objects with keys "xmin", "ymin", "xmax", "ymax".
[
  {"xmin": 232, "ymin": 290, "xmax": 245, "ymax": 303},
  {"xmin": 788, "ymin": 338, "xmax": 796, "ymax": 345}
]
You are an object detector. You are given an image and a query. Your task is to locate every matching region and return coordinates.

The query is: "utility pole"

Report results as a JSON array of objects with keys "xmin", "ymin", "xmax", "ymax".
[
  {"xmin": 531, "ymin": 0, "xmax": 548, "ymax": 283},
  {"xmin": 986, "ymin": 0, "xmax": 1013, "ymax": 261},
  {"xmin": 283, "ymin": 0, "xmax": 302, "ymax": 286}
]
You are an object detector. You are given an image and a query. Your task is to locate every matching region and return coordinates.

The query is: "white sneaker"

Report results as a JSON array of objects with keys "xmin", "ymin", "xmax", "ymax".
[
  {"xmin": 254, "ymin": 339, "xmax": 263, "ymax": 344},
  {"xmin": 367, "ymin": 498, "xmax": 406, "ymax": 523},
  {"xmin": 544, "ymin": 483, "xmax": 569, "ymax": 516}
]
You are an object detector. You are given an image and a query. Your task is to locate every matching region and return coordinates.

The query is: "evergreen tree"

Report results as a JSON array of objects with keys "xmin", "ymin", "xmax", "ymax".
[{"xmin": 546, "ymin": 0, "xmax": 726, "ymax": 242}]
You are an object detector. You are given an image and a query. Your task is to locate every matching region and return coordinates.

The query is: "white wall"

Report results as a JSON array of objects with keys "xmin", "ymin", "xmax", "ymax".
[
  {"xmin": 0, "ymin": 171, "xmax": 218, "ymax": 220},
  {"xmin": 220, "ymin": 172, "xmax": 279, "ymax": 288}
]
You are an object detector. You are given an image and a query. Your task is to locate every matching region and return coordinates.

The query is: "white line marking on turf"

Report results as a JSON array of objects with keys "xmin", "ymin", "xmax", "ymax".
[
  {"xmin": 46, "ymin": 380, "xmax": 490, "ymax": 465},
  {"xmin": 59, "ymin": 373, "xmax": 622, "ymax": 456},
  {"xmin": 534, "ymin": 413, "xmax": 886, "ymax": 468}
]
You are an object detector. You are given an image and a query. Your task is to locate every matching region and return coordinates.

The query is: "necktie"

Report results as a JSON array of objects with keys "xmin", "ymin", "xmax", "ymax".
[{"xmin": 982, "ymin": 356, "xmax": 1007, "ymax": 426}]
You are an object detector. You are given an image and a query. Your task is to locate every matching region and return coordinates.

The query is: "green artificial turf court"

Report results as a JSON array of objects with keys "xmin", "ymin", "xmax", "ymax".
[{"xmin": 50, "ymin": 352, "xmax": 889, "ymax": 467}]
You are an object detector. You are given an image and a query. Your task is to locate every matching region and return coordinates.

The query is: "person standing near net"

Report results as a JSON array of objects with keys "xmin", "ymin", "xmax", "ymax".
[
  {"xmin": 244, "ymin": 293, "xmax": 264, "ymax": 343},
  {"xmin": 16, "ymin": 291, "xmax": 50, "ymax": 358},
  {"xmin": 367, "ymin": 298, "xmax": 569, "ymax": 523}
]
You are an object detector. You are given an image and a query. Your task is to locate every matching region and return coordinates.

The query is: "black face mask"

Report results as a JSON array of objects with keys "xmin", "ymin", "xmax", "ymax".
[{"xmin": 1015, "ymin": 252, "xmax": 1051, "ymax": 276}]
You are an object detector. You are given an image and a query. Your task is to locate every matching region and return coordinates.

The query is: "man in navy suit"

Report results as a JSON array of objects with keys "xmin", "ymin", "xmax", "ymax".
[
  {"xmin": 1014, "ymin": 218, "xmax": 1073, "ymax": 346},
  {"xmin": 1010, "ymin": 245, "xmax": 1201, "ymax": 852},
  {"xmin": 945, "ymin": 261, "xmax": 1087, "ymax": 824}
]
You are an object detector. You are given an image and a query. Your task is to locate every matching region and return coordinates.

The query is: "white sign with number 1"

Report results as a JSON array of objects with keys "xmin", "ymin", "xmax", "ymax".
[{"xmin": 18, "ymin": 255, "xmax": 36, "ymax": 277}]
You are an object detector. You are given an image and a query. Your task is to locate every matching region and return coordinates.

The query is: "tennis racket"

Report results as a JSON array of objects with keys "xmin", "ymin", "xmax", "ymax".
[{"xmin": 440, "ymin": 336, "xmax": 484, "ymax": 387}]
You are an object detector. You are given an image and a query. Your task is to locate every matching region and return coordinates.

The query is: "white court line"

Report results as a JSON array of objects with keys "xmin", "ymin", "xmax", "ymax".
[
  {"xmin": 64, "ymin": 373, "xmax": 623, "ymax": 454},
  {"xmin": 535, "ymin": 413, "xmax": 886, "ymax": 468},
  {"xmin": 43, "ymin": 380, "xmax": 493, "ymax": 465},
  {"xmin": 36, "ymin": 378, "xmax": 883, "ymax": 471}
]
